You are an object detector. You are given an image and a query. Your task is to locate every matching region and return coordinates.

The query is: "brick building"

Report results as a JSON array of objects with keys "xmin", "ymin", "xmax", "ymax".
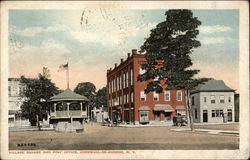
[{"xmin": 107, "ymin": 49, "xmax": 186, "ymax": 125}]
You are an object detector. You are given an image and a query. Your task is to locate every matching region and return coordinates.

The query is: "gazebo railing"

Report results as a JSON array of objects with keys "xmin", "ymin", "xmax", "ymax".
[{"xmin": 51, "ymin": 110, "xmax": 87, "ymax": 118}]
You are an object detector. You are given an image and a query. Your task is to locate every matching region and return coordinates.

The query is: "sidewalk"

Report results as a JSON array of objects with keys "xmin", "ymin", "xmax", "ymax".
[
  {"xmin": 171, "ymin": 128, "xmax": 239, "ymax": 137},
  {"xmin": 194, "ymin": 122, "xmax": 238, "ymax": 125}
]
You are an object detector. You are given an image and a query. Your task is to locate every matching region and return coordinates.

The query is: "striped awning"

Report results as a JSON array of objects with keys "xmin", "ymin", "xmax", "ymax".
[
  {"xmin": 175, "ymin": 105, "xmax": 186, "ymax": 110},
  {"xmin": 154, "ymin": 104, "xmax": 174, "ymax": 112},
  {"xmin": 139, "ymin": 106, "xmax": 150, "ymax": 111}
]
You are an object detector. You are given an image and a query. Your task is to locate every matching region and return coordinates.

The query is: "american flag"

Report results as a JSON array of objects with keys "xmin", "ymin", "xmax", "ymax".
[{"xmin": 57, "ymin": 63, "xmax": 68, "ymax": 72}]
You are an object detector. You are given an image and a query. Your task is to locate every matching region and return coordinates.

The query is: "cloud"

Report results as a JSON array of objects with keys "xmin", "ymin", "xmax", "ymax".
[
  {"xmin": 11, "ymin": 25, "xmax": 70, "ymax": 37},
  {"xmin": 15, "ymin": 27, "xmax": 43, "ymax": 37},
  {"xmin": 200, "ymin": 37, "xmax": 226, "ymax": 45},
  {"xmin": 199, "ymin": 25, "xmax": 233, "ymax": 34}
]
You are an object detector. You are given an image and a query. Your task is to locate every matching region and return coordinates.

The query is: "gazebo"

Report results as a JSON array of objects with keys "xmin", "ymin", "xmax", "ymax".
[{"xmin": 49, "ymin": 88, "xmax": 89, "ymax": 131}]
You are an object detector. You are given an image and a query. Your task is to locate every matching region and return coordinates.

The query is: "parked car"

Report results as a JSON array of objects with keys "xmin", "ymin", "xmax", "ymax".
[{"xmin": 173, "ymin": 116, "xmax": 187, "ymax": 126}]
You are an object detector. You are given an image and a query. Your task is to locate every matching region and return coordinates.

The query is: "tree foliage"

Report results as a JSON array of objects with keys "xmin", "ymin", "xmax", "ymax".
[
  {"xmin": 139, "ymin": 10, "xmax": 210, "ymax": 130},
  {"xmin": 20, "ymin": 74, "xmax": 59, "ymax": 126},
  {"xmin": 95, "ymin": 86, "xmax": 108, "ymax": 108},
  {"xmin": 139, "ymin": 9, "xmax": 209, "ymax": 93}
]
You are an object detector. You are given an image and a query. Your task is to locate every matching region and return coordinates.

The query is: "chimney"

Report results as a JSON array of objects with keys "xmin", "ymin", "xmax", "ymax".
[
  {"xmin": 115, "ymin": 63, "xmax": 117, "ymax": 68},
  {"xmin": 127, "ymin": 53, "xmax": 131, "ymax": 58},
  {"xmin": 121, "ymin": 58, "xmax": 124, "ymax": 63},
  {"xmin": 132, "ymin": 49, "xmax": 137, "ymax": 55}
]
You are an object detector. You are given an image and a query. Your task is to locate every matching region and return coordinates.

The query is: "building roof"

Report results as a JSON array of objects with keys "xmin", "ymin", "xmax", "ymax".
[
  {"xmin": 191, "ymin": 80, "xmax": 234, "ymax": 94},
  {"xmin": 154, "ymin": 104, "xmax": 174, "ymax": 111},
  {"xmin": 50, "ymin": 88, "xmax": 89, "ymax": 102}
]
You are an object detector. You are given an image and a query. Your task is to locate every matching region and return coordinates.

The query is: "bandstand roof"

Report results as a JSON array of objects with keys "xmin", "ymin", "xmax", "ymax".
[{"xmin": 50, "ymin": 88, "xmax": 89, "ymax": 102}]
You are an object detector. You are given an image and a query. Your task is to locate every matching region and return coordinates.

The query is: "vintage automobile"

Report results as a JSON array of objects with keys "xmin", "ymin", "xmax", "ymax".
[{"xmin": 173, "ymin": 116, "xmax": 187, "ymax": 126}]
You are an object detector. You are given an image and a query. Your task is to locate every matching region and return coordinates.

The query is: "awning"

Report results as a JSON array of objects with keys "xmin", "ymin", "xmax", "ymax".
[
  {"xmin": 154, "ymin": 104, "xmax": 174, "ymax": 112},
  {"xmin": 139, "ymin": 106, "xmax": 150, "ymax": 111},
  {"xmin": 175, "ymin": 105, "xmax": 186, "ymax": 110}
]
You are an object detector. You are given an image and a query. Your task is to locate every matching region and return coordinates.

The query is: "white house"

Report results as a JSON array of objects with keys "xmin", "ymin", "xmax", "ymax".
[
  {"xmin": 8, "ymin": 78, "xmax": 30, "ymax": 127},
  {"xmin": 190, "ymin": 80, "xmax": 235, "ymax": 123}
]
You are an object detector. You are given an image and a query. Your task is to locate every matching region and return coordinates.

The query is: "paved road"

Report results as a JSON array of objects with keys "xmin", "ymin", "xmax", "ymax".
[{"xmin": 9, "ymin": 123, "xmax": 239, "ymax": 150}]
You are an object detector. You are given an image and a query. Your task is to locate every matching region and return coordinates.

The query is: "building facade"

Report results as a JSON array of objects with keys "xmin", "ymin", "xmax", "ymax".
[
  {"xmin": 190, "ymin": 80, "xmax": 235, "ymax": 123},
  {"xmin": 8, "ymin": 78, "xmax": 30, "ymax": 127},
  {"xmin": 107, "ymin": 49, "xmax": 186, "ymax": 125}
]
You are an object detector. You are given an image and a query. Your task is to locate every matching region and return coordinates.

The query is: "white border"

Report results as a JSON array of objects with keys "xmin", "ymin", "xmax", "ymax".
[{"xmin": 1, "ymin": 1, "xmax": 249, "ymax": 159}]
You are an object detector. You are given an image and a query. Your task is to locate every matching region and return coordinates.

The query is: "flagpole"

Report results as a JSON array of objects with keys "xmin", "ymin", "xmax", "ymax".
[{"xmin": 67, "ymin": 62, "xmax": 69, "ymax": 89}]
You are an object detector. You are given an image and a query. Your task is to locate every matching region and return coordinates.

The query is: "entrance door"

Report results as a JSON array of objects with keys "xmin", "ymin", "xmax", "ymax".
[
  {"xmin": 139, "ymin": 111, "xmax": 149, "ymax": 123},
  {"xmin": 203, "ymin": 110, "xmax": 208, "ymax": 122},
  {"xmin": 154, "ymin": 112, "xmax": 160, "ymax": 121},
  {"xmin": 227, "ymin": 109, "xmax": 232, "ymax": 122},
  {"xmin": 165, "ymin": 112, "xmax": 171, "ymax": 121}
]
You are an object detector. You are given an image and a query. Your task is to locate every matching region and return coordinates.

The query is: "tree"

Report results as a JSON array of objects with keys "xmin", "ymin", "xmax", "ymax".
[
  {"xmin": 95, "ymin": 86, "xmax": 108, "ymax": 109},
  {"xmin": 20, "ymin": 74, "xmax": 59, "ymax": 129},
  {"xmin": 139, "ymin": 10, "xmax": 209, "ymax": 131},
  {"xmin": 74, "ymin": 82, "xmax": 97, "ymax": 118}
]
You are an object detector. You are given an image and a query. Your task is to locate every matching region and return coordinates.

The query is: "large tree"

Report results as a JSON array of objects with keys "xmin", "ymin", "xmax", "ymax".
[
  {"xmin": 74, "ymin": 82, "xmax": 97, "ymax": 118},
  {"xmin": 95, "ymin": 86, "xmax": 108, "ymax": 109},
  {"xmin": 139, "ymin": 10, "xmax": 209, "ymax": 131},
  {"xmin": 20, "ymin": 73, "xmax": 59, "ymax": 129}
]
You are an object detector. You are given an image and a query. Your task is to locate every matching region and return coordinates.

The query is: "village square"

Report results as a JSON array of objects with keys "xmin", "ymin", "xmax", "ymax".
[{"xmin": 7, "ymin": 8, "xmax": 240, "ymax": 151}]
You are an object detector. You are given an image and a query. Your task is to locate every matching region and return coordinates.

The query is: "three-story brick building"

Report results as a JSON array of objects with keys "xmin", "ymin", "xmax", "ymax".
[{"xmin": 107, "ymin": 49, "xmax": 186, "ymax": 125}]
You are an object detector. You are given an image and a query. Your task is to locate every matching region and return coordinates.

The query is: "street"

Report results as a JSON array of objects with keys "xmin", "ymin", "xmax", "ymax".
[{"xmin": 9, "ymin": 123, "xmax": 239, "ymax": 150}]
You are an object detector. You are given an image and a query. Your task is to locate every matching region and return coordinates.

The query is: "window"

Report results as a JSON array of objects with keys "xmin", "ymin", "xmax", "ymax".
[
  {"xmin": 114, "ymin": 78, "xmax": 116, "ymax": 92},
  {"xmin": 219, "ymin": 110, "xmax": 223, "ymax": 117},
  {"xmin": 177, "ymin": 90, "xmax": 182, "ymax": 101},
  {"xmin": 127, "ymin": 94, "xmax": 129, "ymax": 103},
  {"xmin": 119, "ymin": 76, "xmax": 122, "ymax": 90},
  {"xmin": 164, "ymin": 90, "xmax": 170, "ymax": 101},
  {"xmin": 124, "ymin": 94, "xmax": 127, "ymax": 104},
  {"xmin": 195, "ymin": 108, "xmax": 198, "ymax": 119},
  {"xmin": 211, "ymin": 96, "xmax": 215, "ymax": 104},
  {"xmin": 126, "ymin": 72, "xmax": 129, "ymax": 87},
  {"xmin": 123, "ymin": 73, "xmax": 126, "ymax": 88},
  {"xmin": 212, "ymin": 110, "xmax": 216, "ymax": 117},
  {"xmin": 139, "ymin": 64, "xmax": 146, "ymax": 74},
  {"xmin": 131, "ymin": 92, "xmax": 134, "ymax": 103},
  {"xmin": 220, "ymin": 96, "xmax": 225, "ymax": 103},
  {"xmin": 140, "ymin": 91, "xmax": 146, "ymax": 101},
  {"xmin": 216, "ymin": 110, "xmax": 220, "ymax": 117},
  {"xmin": 228, "ymin": 96, "xmax": 231, "ymax": 103},
  {"xmin": 191, "ymin": 96, "xmax": 195, "ymax": 105},
  {"xmin": 8, "ymin": 86, "xmax": 11, "ymax": 96},
  {"xmin": 130, "ymin": 69, "xmax": 133, "ymax": 85},
  {"xmin": 204, "ymin": 97, "xmax": 207, "ymax": 103},
  {"xmin": 153, "ymin": 92, "xmax": 159, "ymax": 101}
]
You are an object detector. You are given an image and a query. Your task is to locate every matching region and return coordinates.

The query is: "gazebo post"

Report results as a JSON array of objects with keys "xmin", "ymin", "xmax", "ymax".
[
  {"xmin": 80, "ymin": 102, "xmax": 83, "ymax": 117},
  {"xmin": 67, "ymin": 102, "xmax": 70, "ymax": 117},
  {"xmin": 54, "ymin": 103, "xmax": 56, "ymax": 113}
]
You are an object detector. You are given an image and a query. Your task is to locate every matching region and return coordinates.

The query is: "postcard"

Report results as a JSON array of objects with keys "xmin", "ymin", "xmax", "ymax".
[{"xmin": 1, "ymin": 1, "xmax": 249, "ymax": 159}]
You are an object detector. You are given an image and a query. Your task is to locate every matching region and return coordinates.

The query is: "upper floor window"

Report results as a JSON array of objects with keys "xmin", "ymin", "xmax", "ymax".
[
  {"xmin": 211, "ymin": 95, "xmax": 215, "ymax": 104},
  {"xmin": 177, "ymin": 90, "xmax": 182, "ymax": 101},
  {"xmin": 131, "ymin": 92, "xmax": 134, "ymax": 103},
  {"xmin": 139, "ymin": 65, "xmax": 146, "ymax": 74},
  {"xmin": 8, "ymin": 86, "xmax": 11, "ymax": 96},
  {"xmin": 153, "ymin": 92, "xmax": 159, "ymax": 101},
  {"xmin": 220, "ymin": 96, "xmax": 225, "ymax": 103},
  {"xmin": 228, "ymin": 96, "xmax": 231, "ymax": 103},
  {"xmin": 126, "ymin": 72, "xmax": 129, "ymax": 87},
  {"xmin": 123, "ymin": 73, "xmax": 126, "ymax": 88},
  {"xmin": 114, "ymin": 78, "xmax": 116, "ymax": 92},
  {"xmin": 140, "ymin": 91, "xmax": 146, "ymax": 101},
  {"xmin": 204, "ymin": 97, "xmax": 207, "ymax": 103},
  {"xmin": 130, "ymin": 69, "xmax": 133, "ymax": 85},
  {"xmin": 191, "ymin": 96, "xmax": 195, "ymax": 105},
  {"xmin": 119, "ymin": 76, "xmax": 122, "ymax": 90},
  {"xmin": 164, "ymin": 90, "xmax": 170, "ymax": 101}
]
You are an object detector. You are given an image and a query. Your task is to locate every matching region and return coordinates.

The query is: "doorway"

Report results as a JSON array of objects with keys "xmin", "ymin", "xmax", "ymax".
[
  {"xmin": 154, "ymin": 111, "xmax": 160, "ymax": 121},
  {"xmin": 165, "ymin": 112, "xmax": 171, "ymax": 121},
  {"xmin": 203, "ymin": 110, "xmax": 208, "ymax": 122},
  {"xmin": 227, "ymin": 109, "xmax": 232, "ymax": 122}
]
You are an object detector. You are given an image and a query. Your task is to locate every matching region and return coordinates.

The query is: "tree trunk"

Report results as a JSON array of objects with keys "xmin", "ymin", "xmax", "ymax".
[
  {"xmin": 185, "ymin": 90, "xmax": 194, "ymax": 131},
  {"xmin": 37, "ymin": 115, "xmax": 41, "ymax": 131}
]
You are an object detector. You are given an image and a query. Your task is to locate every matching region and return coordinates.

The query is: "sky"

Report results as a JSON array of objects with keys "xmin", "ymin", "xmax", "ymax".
[{"xmin": 9, "ymin": 9, "xmax": 239, "ymax": 92}]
